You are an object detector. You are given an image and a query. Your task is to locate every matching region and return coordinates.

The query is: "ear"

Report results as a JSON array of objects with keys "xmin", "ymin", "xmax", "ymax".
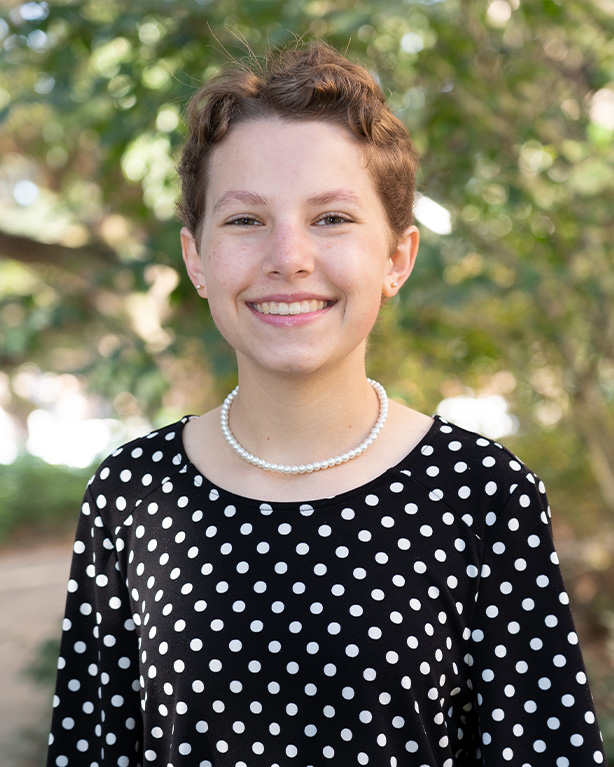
[
  {"xmin": 180, "ymin": 226, "xmax": 208, "ymax": 298},
  {"xmin": 382, "ymin": 225, "xmax": 419, "ymax": 298}
]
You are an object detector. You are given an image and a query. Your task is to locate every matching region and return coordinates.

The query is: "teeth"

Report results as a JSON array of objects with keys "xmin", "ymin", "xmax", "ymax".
[{"xmin": 254, "ymin": 300, "xmax": 328, "ymax": 316}]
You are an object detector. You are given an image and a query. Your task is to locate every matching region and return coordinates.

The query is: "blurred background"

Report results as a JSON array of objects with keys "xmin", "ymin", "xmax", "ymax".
[{"xmin": 0, "ymin": 0, "xmax": 613, "ymax": 763}]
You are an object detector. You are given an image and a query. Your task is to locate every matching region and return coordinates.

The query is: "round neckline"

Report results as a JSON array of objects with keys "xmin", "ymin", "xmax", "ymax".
[{"xmin": 176, "ymin": 414, "xmax": 444, "ymax": 510}]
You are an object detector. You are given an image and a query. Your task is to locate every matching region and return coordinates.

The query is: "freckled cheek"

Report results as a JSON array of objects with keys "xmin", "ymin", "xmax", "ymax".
[{"xmin": 204, "ymin": 247, "xmax": 252, "ymax": 290}]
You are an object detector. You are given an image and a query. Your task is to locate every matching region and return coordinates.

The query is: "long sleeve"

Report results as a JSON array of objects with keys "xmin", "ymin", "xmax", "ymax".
[
  {"xmin": 47, "ymin": 486, "xmax": 143, "ymax": 766},
  {"xmin": 468, "ymin": 472, "xmax": 606, "ymax": 765}
]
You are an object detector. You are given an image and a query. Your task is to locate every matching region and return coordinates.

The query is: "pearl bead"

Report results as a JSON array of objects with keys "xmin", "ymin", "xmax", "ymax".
[{"xmin": 220, "ymin": 378, "xmax": 389, "ymax": 474}]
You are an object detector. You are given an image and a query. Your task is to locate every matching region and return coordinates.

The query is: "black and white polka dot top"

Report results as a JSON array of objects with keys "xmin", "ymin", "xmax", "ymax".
[{"xmin": 47, "ymin": 415, "xmax": 606, "ymax": 767}]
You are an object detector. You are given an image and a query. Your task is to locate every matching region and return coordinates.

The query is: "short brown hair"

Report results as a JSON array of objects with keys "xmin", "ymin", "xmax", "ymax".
[{"xmin": 176, "ymin": 42, "xmax": 419, "ymax": 243}]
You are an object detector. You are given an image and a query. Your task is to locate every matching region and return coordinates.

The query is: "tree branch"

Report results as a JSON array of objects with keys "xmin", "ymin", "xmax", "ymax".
[{"xmin": 0, "ymin": 230, "xmax": 118, "ymax": 269}]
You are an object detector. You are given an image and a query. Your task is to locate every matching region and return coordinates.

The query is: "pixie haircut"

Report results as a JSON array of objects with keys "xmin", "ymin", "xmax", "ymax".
[{"xmin": 176, "ymin": 42, "xmax": 419, "ymax": 244}]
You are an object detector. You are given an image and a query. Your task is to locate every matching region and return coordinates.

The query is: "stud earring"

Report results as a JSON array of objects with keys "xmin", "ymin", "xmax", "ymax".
[
  {"xmin": 391, "ymin": 281, "xmax": 398, "ymax": 289},
  {"xmin": 196, "ymin": 283, "xmax": 202, "ymax": 290}
]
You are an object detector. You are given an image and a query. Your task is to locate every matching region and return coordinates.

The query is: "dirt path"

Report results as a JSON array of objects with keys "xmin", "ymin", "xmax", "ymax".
[{"xmin": 0, "ymin": 538, "xmax": 73, "ymax": 767}]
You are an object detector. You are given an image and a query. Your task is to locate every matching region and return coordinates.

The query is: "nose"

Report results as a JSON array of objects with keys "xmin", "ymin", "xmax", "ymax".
[{"xmin": 262, "ymin": 222, "xmax": 315, "ymax": 279}]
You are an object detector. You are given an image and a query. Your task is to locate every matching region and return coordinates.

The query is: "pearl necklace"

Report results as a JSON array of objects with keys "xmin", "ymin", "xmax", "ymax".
[{"xmin": 220, "ymin": 378, "xmax": 388, "ymax": 474}]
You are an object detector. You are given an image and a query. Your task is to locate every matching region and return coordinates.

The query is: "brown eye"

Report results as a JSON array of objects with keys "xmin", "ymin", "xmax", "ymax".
[
  {"xmin": 227, "ymin": 216, "xmax": 262, "ymax": 226},
  {"xmin": 317, "ymin": 214, "xmax": 350, "ymax": 226}
]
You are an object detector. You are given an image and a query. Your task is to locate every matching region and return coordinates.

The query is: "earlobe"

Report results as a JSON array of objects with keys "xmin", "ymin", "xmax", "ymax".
[
  {"xmin": 180, "ymin": 226, "xmax": 207, "ymax": 297},
  {"xmin": 382, "ymin": 225, "xmax": 419, "ymax": 298}
]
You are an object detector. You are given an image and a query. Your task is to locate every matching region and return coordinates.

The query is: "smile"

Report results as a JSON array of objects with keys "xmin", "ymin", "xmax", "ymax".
[{"xmin": 252, "ymin": 299, "xmax": 331, "ymax": 316}]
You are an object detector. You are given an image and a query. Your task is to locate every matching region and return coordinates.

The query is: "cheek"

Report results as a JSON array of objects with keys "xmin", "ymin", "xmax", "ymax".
[
  {"xmin": 205, "ymin": 296, "xmax": 241, "ymax": 348},
  {"xmin": 203, "ymin": 250, "xmax": 239, "ymax": 291},
  {"xmin": 351, "ymin": 279, "xmax": 385, "ymax": 333}
]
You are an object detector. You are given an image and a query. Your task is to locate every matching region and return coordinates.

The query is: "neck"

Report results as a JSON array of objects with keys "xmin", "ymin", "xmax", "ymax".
[{"xmin": 227, "ymin": 362, "xmax": 383, "ymax": 469}]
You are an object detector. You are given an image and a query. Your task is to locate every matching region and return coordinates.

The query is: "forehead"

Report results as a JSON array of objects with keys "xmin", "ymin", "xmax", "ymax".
[{"xmin": 204, "ymin": 118, "xmax": 377, "ymax": 207}]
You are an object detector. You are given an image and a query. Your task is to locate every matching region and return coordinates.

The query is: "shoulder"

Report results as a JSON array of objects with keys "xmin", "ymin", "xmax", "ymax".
[
  {"xmin": 84, "ymin": 416, "xmax": 193, "ymax": 521},
  {"xmin": 397, "ymin": 416, "xmax": 549, "ymax": 538}
]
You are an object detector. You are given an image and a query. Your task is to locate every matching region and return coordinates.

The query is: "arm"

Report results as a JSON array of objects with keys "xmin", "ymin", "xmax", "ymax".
[
  {"xmin": 468, "ymin": 473, "xmax": 606, "ymax": 765},
  {"xmin": 47, "ymin": 486, "xmax": 143, "ymax": 766}
]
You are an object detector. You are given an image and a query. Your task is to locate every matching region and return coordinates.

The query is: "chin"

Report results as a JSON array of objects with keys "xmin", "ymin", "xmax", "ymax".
[
  {"xmin": 260, "ymin": 361, "xmax": 326, "ymax": 378},
  {"xmin": 236, "ymin": 350, "xmax": 331, "ymax": 378}
]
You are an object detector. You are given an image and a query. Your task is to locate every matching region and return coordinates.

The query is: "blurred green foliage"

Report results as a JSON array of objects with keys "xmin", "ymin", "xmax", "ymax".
[
  {"xmin": 25, "ymin": 636, "xmax": 61, "ymax": 689},
  {"xmin": 0, "ymin": 455, "xmax": 90, "ymax": 544}
]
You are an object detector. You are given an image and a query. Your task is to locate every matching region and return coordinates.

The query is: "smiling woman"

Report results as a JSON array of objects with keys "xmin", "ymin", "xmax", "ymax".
[
  {"xmin": 179, "ymin": 118, "xmax": 416, "ymax": 398},
  {"xmin": 46, "ymin": 41, "xmax": 606, "ymax": 767}
]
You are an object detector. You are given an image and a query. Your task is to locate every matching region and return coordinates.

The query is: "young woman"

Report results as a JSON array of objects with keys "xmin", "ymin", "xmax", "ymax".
[{"xmin": 47, "ymin": 43, "xmax": 605, "ymax": 766}]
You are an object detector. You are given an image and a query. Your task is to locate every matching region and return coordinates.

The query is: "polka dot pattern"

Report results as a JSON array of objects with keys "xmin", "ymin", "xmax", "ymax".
[{"xmin": 47, "ymin": 416, "xmax": 605, "ymax": 766}]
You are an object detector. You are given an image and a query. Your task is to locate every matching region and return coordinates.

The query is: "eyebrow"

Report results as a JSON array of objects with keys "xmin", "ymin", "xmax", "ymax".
[
  {"xmin": 212, "ymin": 191, "xmax": 268, "ymax": 213},
  {"xmin": 306, "ymin": 189, "xmax": 365, "ymax": 208},
  {"xmin": 212, "ymin": 189, "xmax": 365, "ymax": 213}
]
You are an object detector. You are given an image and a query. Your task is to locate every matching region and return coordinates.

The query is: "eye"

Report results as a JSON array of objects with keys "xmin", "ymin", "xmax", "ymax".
[
  {"xmin": 315, "ymin": 213, "xmax": 352, "ymax": 226},
  {"xmin": 226, "ymin": 216, "xmax": 262, "ymax": 226}
]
